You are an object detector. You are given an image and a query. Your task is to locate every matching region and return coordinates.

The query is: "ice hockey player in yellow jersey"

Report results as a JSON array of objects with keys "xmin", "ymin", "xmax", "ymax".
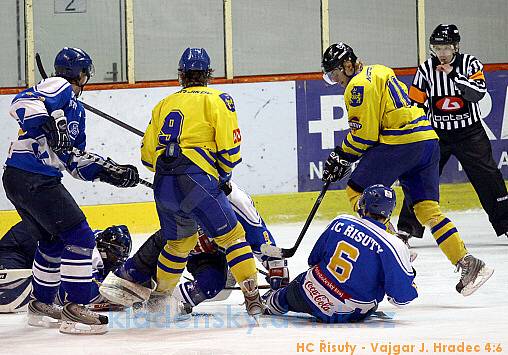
[
  {"xmin": 320, "ymin": 42, "xmax": 493, "ymax": 296},
  {"xmin": 137, "ymin": 48, "xmax": 262, "ymax": 316}
]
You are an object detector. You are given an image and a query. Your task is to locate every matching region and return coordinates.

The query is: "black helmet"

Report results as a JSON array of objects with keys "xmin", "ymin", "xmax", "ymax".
[
  {"xmin": 430, "ymin": 24, "xmax": 460, "ymax": 45},
  {"xmin": 322, "ymin": 42, "xmax": 357, "ymax": 73}
]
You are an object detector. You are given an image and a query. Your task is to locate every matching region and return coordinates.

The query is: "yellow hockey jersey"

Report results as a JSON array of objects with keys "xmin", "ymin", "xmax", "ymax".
[
  {"xmin": 141, "ymin": 86, "xmax": 242, "ymax": 179},
  {"xmin": 340, "ymin": 65, "xmax": 438, "ymax": 161}
]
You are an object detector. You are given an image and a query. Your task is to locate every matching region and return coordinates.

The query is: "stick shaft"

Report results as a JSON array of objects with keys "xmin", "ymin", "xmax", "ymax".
[{"xmin": 282, "ymin": 180, "xmax": 330, "ymax": 258}]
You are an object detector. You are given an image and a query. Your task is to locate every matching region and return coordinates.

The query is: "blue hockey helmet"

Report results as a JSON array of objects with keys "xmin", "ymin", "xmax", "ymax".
[
  {"xmin": 178, "ymin": 47, "xmax": 211, "ymax": 72},
  {"xmin": 54, "ymin": 47, "xmax": 94, "ymax": 84},
  {"xmin": 358, "ymin": 184, "xmax": 396, "ymax": 220},
  {"xmin": 95, "ymin": 225, "xmax": 132, "ymax": 274}
]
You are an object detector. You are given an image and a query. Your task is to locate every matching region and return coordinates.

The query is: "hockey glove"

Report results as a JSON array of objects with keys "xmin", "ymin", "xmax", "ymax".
[
  {"xmin": 218, "ymin": 172, "xmax": 233, "ymax": 196},
  {"xmin": 192, "ymin": 227, "xmax": 218, "ymax": 254},
  {"xmin": 42, "ymin": 109, "xmax": 72, "ymax": 153},
  {"xmin": 264, "ymin": 258, "xmax": 290, "ymax": 290},
  {"xmin": 322, "ymin": 146, "xmax": 353, "ymax": 182},
  {"xmin": 98, "ymin": 159, "xmax": 139, "ymax": 188}
]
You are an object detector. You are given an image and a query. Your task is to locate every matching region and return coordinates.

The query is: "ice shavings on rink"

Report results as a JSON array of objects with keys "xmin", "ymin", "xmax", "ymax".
[{"xmin": 1, "ymin": 210, "xmax": 507, "ymax": 355}]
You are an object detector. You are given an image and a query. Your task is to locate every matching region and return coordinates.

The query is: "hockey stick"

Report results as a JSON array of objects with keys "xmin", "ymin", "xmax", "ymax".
[
  {"xmin": 35, "ymin": 53, "xmax": 144, "ymax": 137},
  {"xmin": 261, "ymin": 180, "xmax": 331, "ymax": 258}
]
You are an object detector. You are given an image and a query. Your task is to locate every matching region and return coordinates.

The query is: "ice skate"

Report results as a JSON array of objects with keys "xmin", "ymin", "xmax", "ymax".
[
  {"xmin": 27, "ymin": 300, "xmax": 62, "ymax": 328},
  {"xmin": 240, "ymin": 278, "xmax": 264, "ymax": 318},
  {"xmin": 59, "ymin": 302, "xmax": 108, "ymax": 335},
  {"xmin": 455, "ymin": 254, "xmax": 494, "ymax": 296},
  {"xmin": 99, "ymin": 271, "xmax": 152, "ymax": 307}
]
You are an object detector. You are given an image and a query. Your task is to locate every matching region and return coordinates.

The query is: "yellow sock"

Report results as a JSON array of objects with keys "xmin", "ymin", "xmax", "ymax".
[
  {"xmin": 156, "ymin": 233, "xmax": 198, "ymax": 293},
  {"xmin": 214, "ymin": 222, "xmax": 257, "ymax": 283},
  {"xmin": 414, "ymin": 201, "xmax": 467, "ymax": 265}
]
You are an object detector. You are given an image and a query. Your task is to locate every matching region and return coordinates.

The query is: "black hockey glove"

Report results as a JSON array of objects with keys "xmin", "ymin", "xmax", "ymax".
[
  {"xmin": 322, "ymin": 146, "xmax": 353, "ymax": 182},
  {"xmin": 42, "ymin": 109, "xmax": 72, "ymax": 153},
  {"xmin": 98, "ymin": 160, "xmax": 139, "ymax": 188},
  {"xmin": 218, "ymin": 172, "xmax": 233, "ymax": 195}
]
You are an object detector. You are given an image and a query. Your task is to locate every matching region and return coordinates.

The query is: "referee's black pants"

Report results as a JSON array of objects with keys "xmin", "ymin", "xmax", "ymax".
[{"xmin": 398, "ymin": 126, "xmax": 508, "ymax": 237}]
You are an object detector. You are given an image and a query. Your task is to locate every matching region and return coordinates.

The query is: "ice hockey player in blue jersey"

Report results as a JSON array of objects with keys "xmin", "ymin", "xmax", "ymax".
[
  {"xmin": 2, "ymin": 47, "xmax": 139, "ymax": 334},
  {"xmin": 99, "ymin": 181, "xmax": 289, "ymax": 316},
  {"xmin": 264, "ymin": 185, "xmax": 417, "ymax": 323},
  {"xmin": 0, "ymin": 223, "xmax": 132, "ymax": 313}
]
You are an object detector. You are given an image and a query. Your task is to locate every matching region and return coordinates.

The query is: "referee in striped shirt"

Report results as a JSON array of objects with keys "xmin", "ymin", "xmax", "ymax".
[{"xmin": 398, "ymin": 24, "xmax": 508, "ymax": 239}]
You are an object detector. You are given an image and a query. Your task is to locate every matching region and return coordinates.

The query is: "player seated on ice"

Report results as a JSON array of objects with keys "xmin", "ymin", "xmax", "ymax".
[
  {"xmin": 263, "ymin": 185, "xmax": 418, "ymax": 323},
  {"xmin": 0, "ymin": 222, "xmax": 132, "ymax": 314},
  {"xmin": 320, "ymin": 42, "xmax": 493, "ymax": 296},
  {"xmin": 99, "ymin": 181, "xmax": 289, "ymax": 317}
]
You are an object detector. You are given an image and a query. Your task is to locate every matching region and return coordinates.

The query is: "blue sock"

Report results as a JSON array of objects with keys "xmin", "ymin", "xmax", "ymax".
[
  {"xmin": 32, "ymin": 239, "xmax": 64, "ymax": 304},
  {"xmin": 59, "ymin": 221, "xmax": 95, "ymax": 304}
]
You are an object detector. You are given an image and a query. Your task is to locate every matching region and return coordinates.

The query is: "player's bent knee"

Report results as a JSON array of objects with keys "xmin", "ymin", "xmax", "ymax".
[
  {"xmin": 346, "ymin": 185, "xmax": 362, "ymax": 212},
  {"xmin": 413, "ymin": 200, "xmax": 443, "ymax": 227}
]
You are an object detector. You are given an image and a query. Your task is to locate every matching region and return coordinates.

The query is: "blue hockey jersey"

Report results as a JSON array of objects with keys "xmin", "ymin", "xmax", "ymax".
[
  {"xmin": 227, "ymin": 181, "xmax": 276, "ymax": 262},
  {"xmin": 302, "ymin": 214, "xmax": 417, "ymax": 322},
  {"xmin": 5, "ymin": 77, "xmax": 104, "ymax": 181}
]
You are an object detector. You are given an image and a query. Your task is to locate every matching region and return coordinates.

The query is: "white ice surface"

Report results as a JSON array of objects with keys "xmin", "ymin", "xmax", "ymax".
[{"xmin": 1, "ymin": 211, "xmax": 507, "ymax": 355}]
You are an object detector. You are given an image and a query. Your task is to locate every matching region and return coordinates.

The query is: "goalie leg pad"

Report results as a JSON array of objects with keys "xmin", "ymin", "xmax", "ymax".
[
  {"xmin": 99, "ymin": 271, "xmax": 153, "ymax": 307},
  {"xmin": 0, "ymin": 269, "xmax": 33, "ymax": 313}
]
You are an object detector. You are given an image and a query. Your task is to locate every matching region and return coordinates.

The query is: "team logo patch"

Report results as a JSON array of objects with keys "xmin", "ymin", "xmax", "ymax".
[
  {"xmin": 348, "ymin": 117, "xmax": 362, "ymax": 132},
  {"xmin": 350, "ymin": 86, "xmax": 364, "ymax": 107},
  {"xmin": 220, "ymin": 93, "xmax": 236, "ymax": 112},
  {"xmin": 435, "ymin": 97, "xmax": 464, "ymax": 112},
  {"xmin": 68, "ymin": 121, "xmax": 80, "ymax": 137},
  {"xmin": 233, "ymin": 128, "xmax": 242, "ymax": 143}
]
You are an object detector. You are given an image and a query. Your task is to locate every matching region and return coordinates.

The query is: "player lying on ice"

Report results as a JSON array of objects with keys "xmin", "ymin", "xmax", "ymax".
[
  {"xmin": 99, "ymin": 180, "xmax": 289, "ymax": 317},
  {"xmin": 263, "ymin": 184, "xmax": 418, "ymax": 323},
  {"xmin": 0, "ymin": 224, "xmax": 132, "ymax": 313}
]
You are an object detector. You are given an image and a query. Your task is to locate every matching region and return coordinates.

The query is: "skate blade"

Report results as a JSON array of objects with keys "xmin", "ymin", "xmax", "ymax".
[
  {"xmin": 59, "ymin": 320, "xmax": 108, "ymax": 335},
  {"xmin": 27, "ymin": 313, "xmax": 61, "ymax": 328},
  {"xmin": 99, "ymin": 285, "xmax": 142, "ymax": 307},
  {"xmin": 461, "ymin": 266, "xmax": 494, "ymax": 296}
]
